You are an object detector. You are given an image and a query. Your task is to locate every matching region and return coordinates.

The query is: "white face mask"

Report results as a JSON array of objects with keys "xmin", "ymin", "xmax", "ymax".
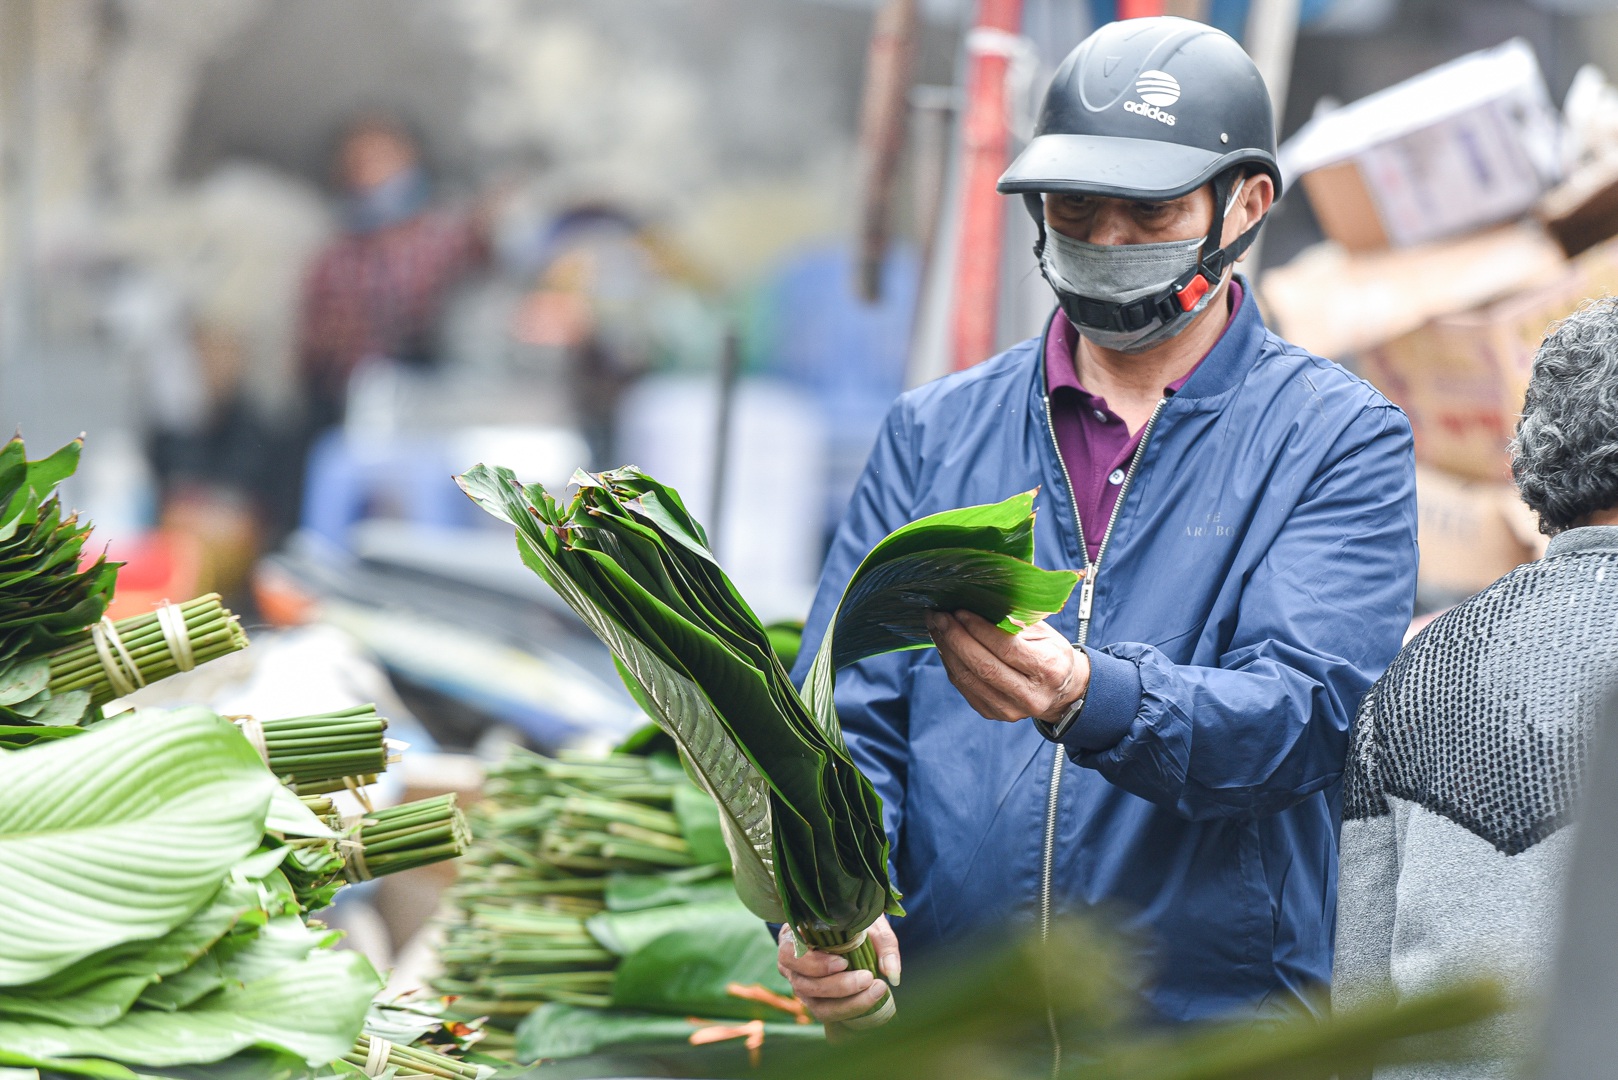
[{"xmin": 1040, "ymin": 179, "xmax": 1245, "ymax": 354}]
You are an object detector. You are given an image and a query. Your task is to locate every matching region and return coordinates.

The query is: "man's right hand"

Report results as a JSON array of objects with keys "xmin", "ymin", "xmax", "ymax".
[{"xmin": 776, "ymin": 917, "xmax": 901, "ymax": 1024}]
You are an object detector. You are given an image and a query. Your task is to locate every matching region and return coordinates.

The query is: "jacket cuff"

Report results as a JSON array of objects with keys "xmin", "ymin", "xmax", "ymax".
[{"xmin": 1057, "ymin": 647, "xmax": 1141, "ymax": 755}]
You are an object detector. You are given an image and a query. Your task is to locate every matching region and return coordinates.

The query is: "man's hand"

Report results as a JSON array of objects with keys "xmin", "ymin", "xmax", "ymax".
[
  {"xmin": 776, "ymin": 917, "xmax": 900, "ymax": 1024},
  {"xmin": 926, "ymin": 610, "xmax": 1090, "ymax": 724}
]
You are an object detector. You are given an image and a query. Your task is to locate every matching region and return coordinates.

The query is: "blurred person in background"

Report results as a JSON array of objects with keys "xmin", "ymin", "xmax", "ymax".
[
  {"xmin": 506, "ymin": 206, "xmax": 670, "ymax": 461},
  {"xmin": 778, "ymin": 17, "xmax": 1418, "ymax": 1028},
  {"xmin": 297, "ymin": 113, "xmax": 491, "ymax": 431},
  {"xmin": 1334, "ymin": 298, "xmax": 1618, "ymax": 1080}
]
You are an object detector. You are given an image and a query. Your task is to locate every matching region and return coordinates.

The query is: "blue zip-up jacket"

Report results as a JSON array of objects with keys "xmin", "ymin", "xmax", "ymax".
[{"xmin": 789, "ymin": 285, "xmax": 1418, "ymax": 1020}]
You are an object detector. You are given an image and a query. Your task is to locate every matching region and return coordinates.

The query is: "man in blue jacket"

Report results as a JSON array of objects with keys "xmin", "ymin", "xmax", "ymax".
[{"xmin": 777, "ymin": 16, "xmax": 1418, "ymax": 1027}]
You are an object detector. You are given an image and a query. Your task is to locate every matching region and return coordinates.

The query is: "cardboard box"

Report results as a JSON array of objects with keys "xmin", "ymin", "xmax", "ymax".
[
  {"xmin": 1536, "ymin": 154, "xmax": 1618, "ymax": 257},
  {"xmin": 1415, "ymin": 465, "xmax": 1544, "ymax": 604},
  {"xmin": 1260, "ymin": 223, "xmax": 1567, "ymax": 360},
  {"xmin": 1361, "ymin": 236, "xmax": 1618, "ymax": 481},
  {"xmin": 1281, "ymin": 39, "xmax": 1561, "ymax": 252}
]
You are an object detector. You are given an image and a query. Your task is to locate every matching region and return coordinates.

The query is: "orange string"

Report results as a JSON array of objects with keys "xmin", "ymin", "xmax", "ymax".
[
  {"xmin": 688, "ymin": 1019, "xmax": 767, "ymax": 1067},
  {"xmin": 725, "ymin": 981, "xmax": 811, "ymax": 1023}
]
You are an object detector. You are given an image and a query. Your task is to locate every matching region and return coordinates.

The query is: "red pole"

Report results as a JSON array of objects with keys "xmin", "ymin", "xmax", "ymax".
[
  {"xmin": 1118, "ymin": 0, "xmax": 1166, "ymax": 18},
  {"xmin": 949, "ymin": 0, "xmax": 1023, "ymax": 372}
]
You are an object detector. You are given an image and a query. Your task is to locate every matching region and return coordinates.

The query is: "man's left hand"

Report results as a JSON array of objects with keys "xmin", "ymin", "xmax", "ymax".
[{"xmin": 925, "ymin": 611, "xmax": 1090, "ymax": 724}]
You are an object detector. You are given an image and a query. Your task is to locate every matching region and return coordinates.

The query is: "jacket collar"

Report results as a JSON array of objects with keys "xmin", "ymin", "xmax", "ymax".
[
  {"xmin": 1170, "ymin": 273, "xmax": 1267, "ymax": 401},
  {"xmin": 1546, "ymin": 525, "xmax": 1618, "ymax": 557}
]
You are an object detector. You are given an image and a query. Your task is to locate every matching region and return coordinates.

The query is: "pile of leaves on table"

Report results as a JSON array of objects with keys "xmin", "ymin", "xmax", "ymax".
[
  {"xmin": 434, "ymin": 731, "xmax": 820, "ymax": 1067},
  {"xmin": 0, "ymin": 436, "xmax": 488, "ymax": 1078},
  {"xmin": 0, "ymin": 438, "xmax": 251, "ymax": 744}
]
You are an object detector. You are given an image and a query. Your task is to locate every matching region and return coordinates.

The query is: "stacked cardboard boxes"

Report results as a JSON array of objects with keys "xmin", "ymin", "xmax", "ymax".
[{"xmin": 1261, "ymin": 40, "xmax": 1618, "ymax": 606}]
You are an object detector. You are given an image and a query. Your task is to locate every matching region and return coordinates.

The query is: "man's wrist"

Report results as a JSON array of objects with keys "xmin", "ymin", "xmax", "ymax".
[
  {"xmin": 1035, "ymin": 692, "xmax": 1087, "ymax": 741},
  {"xmin": 1033, "ymin": 645, "xmax": 1090, "ymax": 739}
]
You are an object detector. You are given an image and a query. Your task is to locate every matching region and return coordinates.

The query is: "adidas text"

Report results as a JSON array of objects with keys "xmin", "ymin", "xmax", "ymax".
[{"xmin": 1124, "ymin": 100, "xmax": 1176, "ymax": 126}]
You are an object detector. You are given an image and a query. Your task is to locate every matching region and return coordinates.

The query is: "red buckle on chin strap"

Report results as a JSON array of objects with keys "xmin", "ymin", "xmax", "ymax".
[{"xmin": 1175, "ymin": 272, "xmax": 1212, "ymax": 312}]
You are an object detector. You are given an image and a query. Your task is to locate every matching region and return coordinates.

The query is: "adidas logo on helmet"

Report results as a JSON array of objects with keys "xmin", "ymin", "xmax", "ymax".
[{"xmin": 1124, "ymin": 69, "xmax": 1180, "ymax": 125}]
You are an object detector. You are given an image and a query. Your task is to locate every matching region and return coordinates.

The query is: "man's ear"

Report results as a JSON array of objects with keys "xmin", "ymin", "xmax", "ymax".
[{"xmin": 1225, "ymin": 172, "xmax": 1275, "ymax": 252}]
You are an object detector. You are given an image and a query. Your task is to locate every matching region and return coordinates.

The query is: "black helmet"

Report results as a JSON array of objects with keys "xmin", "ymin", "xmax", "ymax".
[
  {"xmin": 998, "ymin": 17, "xmax": 1280, "ymax": 336},
  {"xmin": 998, "ymin": 16, "xmax": 1280, "ymax": 202}
]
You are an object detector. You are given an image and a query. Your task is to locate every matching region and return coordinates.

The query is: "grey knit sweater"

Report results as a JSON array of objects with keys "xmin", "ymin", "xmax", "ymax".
[{"xmin": 1334, "ymin": 526, "xmax": 1618, "ymax": 1080}]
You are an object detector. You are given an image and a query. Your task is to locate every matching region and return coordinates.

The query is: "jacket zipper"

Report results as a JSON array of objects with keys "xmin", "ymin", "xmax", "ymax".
[{"xmin": 1038, "ymin": 391, "xmax": 1165, "ymax": 1075}]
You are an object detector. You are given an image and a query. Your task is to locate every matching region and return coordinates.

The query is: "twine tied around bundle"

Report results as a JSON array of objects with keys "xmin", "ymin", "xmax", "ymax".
[
  {"xmin": 90, "ymin": 617, "xmax": 144, "ymax": 698},
  {"xmin": 154, "ymin": 601, "xmax": 194, "ymax": 672},
  {"xmin": 343, "ymin": 773, "xmax": 375, "ymax": 812},
  {"xmin": 234, "ymin": 716, "xmax": 270, "ymax": 768},
  {"xmin": 363, "ymin": 1036, "xmax": 394, "ymax": 1076},
  {"xmin": 339, "ymin": 812, "xmax": 373, "ymax": 882}
]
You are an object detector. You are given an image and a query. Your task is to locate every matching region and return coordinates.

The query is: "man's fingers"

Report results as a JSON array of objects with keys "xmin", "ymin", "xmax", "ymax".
[
  {"xmin": 954, "ymin": 611, "xmax": 1076, "ymax": 693},
  {"xmin": 778, "ymin": 946, "xmax": 849, "ymax": 979},
  {"xmin": 929, "ymin": 613, "xmax": 1037, "ymax": 719},
  {"xmin": 787, "ymin": 966, "xmax": 877, "ymax": 1003},
  {"xmin": 936, "ymin": 648, "xmax": 1026, "ymax": 721},
  {"xmin": 953, "ymin": 610, "xmax": 1052, "ymax": 674},
  {"xmin": 799, "ymin": 976, "xmax": 891, "ymax": 1024},
  {"xmin": 868, "ymin": 917, "xmax": 901, "ymax": 987}
]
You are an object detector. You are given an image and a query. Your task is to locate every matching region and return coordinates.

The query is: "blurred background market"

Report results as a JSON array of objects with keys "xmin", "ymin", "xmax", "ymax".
[{"xmin": 6, "ymin": 0, "xmax": 1618, "ymax": 1062}]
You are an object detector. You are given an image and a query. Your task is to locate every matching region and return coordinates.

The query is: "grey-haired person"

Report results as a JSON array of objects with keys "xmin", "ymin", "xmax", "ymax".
[{"xmin": 1334, "ymin": 297, "xmax": 1618, "ymax": 1079}]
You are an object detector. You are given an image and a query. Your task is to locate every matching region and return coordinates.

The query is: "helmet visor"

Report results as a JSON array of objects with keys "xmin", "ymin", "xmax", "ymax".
[{"xmin": 998, "ymin": 133, "xmax": 1241, "ymax": 202}]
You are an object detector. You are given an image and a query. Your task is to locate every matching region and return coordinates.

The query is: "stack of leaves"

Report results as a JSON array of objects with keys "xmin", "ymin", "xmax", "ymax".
[
  {"xmin": 0, "ymin": 438, "xmax": 119, "ymax": 741},
  {"xmin": 0, "ymin": 438, "xmax": 118, "ymax": 667},
  {"xmin": 458, "ymin": 464, "xmax": 1078, "ymax": 1027},
  {"xmin": 239, "ymin": 703, "xmax": 396, "ymax": 795},
  {"xmin": 280, "ymin": 793, "xmax": 472, "ymax": 912},
  {"xmin": 0, "ymin": 593, "xmax": 250, "ymax": 744},
  {"xmin": 434, "ymin": 747, "xmax": 809, "ymax": 1061},
  {"xmin": 0, "ymin": 707, "xmax": 384, "ymax": 1076}
]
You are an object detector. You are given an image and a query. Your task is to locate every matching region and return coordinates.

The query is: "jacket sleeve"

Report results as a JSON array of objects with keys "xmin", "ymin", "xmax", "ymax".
[
  {"xmin": 1068, "ymin": 403, "xmax": 1419, "ymax": 821},
  {"xmin": 790, "ymin": 399, "xmax": 918, "ymax": 865}
]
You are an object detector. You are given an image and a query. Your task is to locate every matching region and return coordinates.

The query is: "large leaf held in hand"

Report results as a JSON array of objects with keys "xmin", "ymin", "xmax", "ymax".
[
  {"xmin": 0, "ymin": 708, "xmax": 278, "ymax": 985},
  {"xmin": 459, "ymin": 464, "xmax": 786, "ymax": 924}
]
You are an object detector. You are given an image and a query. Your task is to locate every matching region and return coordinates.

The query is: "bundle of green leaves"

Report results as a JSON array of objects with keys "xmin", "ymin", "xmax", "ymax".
[
  {"xmin": 0, "ymin": 593, "xmax": 250, "ymax": 746},
  {"xmin": 0, "ymin": 438, "xmax": 118, "ymax": 739},
  {"xmin": 434, "ymin": 747, "xmax": 808, "ymax": 1061},
  {"xmin": 458, "ymin": 464, "xmax": 1078, "ymax": 1026},
  {"xmin": 0, "ymin": 707, "xmax": 383, "ymax": 1076}
]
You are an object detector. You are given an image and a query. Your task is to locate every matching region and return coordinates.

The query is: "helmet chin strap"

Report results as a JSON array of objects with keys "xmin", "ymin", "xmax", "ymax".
[{"xmin": 1023, "ymin": 174, "xmax": 1267, "ymax": 336}]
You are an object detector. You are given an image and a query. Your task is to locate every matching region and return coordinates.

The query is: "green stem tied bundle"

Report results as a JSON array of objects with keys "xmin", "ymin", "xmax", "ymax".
[
  {"xmin": 236, "ymin": 704, "xmax": 393, "ymax": 794},
  {"xmin": 46, "ymin": 594, "xmax": 248, "ymax": 706},
  {"xmin": 343, "ymin": 794, "xmax": 471, "ymax": 882},
  {"xmin": 346, "ymin": 1034, "xmax": 492, "ymax": 1079}
]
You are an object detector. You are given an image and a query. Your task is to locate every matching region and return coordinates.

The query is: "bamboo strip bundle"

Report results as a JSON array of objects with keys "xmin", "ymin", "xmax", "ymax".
[
  {"xmin": 240, "ymin": 704, "xmax": 393, "ymax": 794},
  {"xmin": 47, "ymin": 594, "xmax": 248, "ymax": 706},
  {"xmin": 351, "ymin": 794, "xmax": 472, "ymax": 879},
  {"xmin": 434, "ymin": 748, "xmax": 733, "ymax": 1027},
  {"xmin": 345, "ymin": 1034, "xmax": 492, "ymax": 1079}
]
